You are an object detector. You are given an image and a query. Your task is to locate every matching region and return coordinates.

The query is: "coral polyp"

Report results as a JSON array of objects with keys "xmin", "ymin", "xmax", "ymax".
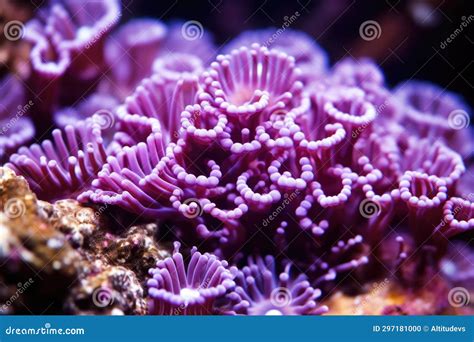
[
  {"xmin": 223, "ymin": 255, "xmax": 328, "ymax": 315},
  {"xmin": 7, "ymin": 118, "xmax": 109, "ymax": 200},
  {"xmin": 147, "ymin": 242, "xmax": 236, "ymax": 315}
]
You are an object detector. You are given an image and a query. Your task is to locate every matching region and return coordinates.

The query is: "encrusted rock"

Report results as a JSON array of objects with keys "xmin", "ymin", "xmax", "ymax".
[
  {"xmin": 32, "ymin": 181, "xmax": 171, "ymax": 314},
  {"xmin": 39, "ymin": 197, "xmax": 170, "ymax": 282},
  {"xmin": 65, "ymin": 260, "xmax": 147, "ymax": 315},
  {"xmin": 102, "ymin": 224, "xmax": 170, "ymax": 280},
  {"xmin": 0, "ymin": 167, "xmax": 80, "ymax": 313},
  {"xmin": 42, "ymin": 199, "xmax": 103, "ymax": 248}
]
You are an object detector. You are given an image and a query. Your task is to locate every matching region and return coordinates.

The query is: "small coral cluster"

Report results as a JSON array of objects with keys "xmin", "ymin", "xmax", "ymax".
[{"xmin": 1, "ymin": 0, "xmax": 473, "ymax": 315}]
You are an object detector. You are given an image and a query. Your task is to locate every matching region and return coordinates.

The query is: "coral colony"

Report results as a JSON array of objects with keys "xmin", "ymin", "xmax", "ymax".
[{"xmin": 0, "ymin": 0, "xmax": 473, "ymax": 316}]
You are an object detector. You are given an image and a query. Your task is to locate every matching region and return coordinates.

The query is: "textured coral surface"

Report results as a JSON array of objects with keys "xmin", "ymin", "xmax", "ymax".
[{"xmin": 0, "ymin": 0, "xmax": 472, "ymax": 315}]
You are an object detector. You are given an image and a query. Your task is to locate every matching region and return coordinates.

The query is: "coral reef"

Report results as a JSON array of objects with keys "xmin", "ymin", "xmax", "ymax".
[{"xmin": 0, "ymin": 2, "xmax": 473, "ymax": 316}]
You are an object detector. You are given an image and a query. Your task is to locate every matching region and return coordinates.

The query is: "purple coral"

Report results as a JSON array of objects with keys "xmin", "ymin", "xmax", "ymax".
[
  {"xmin": 395, "ymin": 80, "xmax": 473, "ymax": 158},
  {"xmin": 116, "ymin": 69, "xmax": 201, "ymax": 142},
  {"xmin": 7, "ymin": 118, "xmax": 108, "ymax": 200},
  {"xmin": 0, "ymin": 116, "xmax": 35, "ymax": 162},
  {"xmin": 199, "ymin": 44, "xmax": 307, "ymax": 119},
  {"xmin": 153, "ymin": 53, "xmax": 204, "ymax": 83},
  {"xmin": 79, "ymin": 130, "xmax": 177, "ymax": 217},
  {"xmin": 439, "ymin": 197, "xmax": 474, "ymax": 236},
  {"xmin": 2, "ymin": 12, "xmax": 473, "ymax": 317},
  {"xmin": 78, "ymin": 41, "xmax": 472, "ymax": 272},
  {"xmin": 147, "ymin": 242, "xmax": 236, "ymax": 315},
  {"xmin": 54, "ymin": 93, "xmax": 119, "ymax": 128},
  {"xmin": 24, "ymin": 0, "xmax": 121, "ymax": 129},
  {"xmin": 223, "ymin": 29, "xmax": 328, "ymax": 84},
  {"xmin": 330, "ymin": 58, "xmax": 384, "ymax": 90},
  {"xmin": 102, "ymin": 18, "xmax": 167, "ymax": 100},
  {"xmin": 0, "ymin": 76, "xmax": 35, "ymax": 162},
  {"xmin": 224, "ymin": 255, "xmax": 327, "ymax": 315}
]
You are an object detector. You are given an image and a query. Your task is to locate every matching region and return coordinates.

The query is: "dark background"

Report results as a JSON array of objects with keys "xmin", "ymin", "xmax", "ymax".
[{"xmin": 123, "ymin": 0, "xmax": 473, "ymax": 106}]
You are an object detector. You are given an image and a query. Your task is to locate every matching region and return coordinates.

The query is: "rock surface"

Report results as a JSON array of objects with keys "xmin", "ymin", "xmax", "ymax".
[{"xmin": 0, "ymin": 167, "xmax": 170, "ymax": 314}]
